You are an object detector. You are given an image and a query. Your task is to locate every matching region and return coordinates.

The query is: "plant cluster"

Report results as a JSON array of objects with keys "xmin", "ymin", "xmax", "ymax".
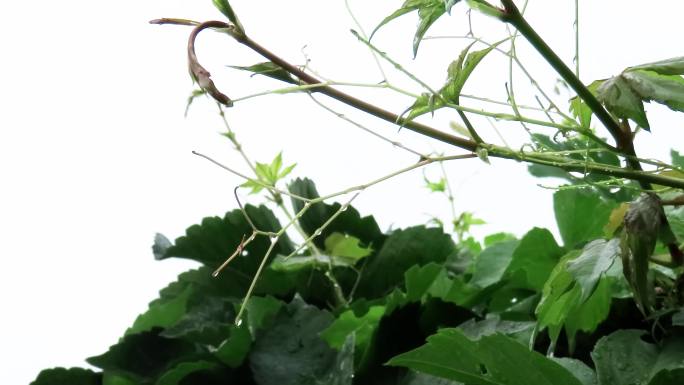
[{"xmin": 32, "ymin": 1, "xmax": 684, "ymax": 384}]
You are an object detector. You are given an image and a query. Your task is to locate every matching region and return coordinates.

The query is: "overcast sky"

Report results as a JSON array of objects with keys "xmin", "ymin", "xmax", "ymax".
[{"xmin": 2, "ymin": 1, "xmax": 683, "ymax": 384}]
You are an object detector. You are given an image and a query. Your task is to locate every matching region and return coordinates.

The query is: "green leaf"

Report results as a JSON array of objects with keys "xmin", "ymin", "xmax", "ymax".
[
  {"xmin": 443, "ymin": 40, "xmax": 504, "ymax": 103},
  {"xmin": 554, "ymin": 188, "xmax": 619, "ymax": 248},
  {"xmin": 627, "ymin": 56, "xmax": 684, "ymax": 76},
  {"xmin": 591, "ymin": 330, "xmax": 658, "ymax": 385},
  {"xmin": 154, "ymin": 205, "xmax": 294, "ymax": 293},
  {"xmin": 404, "ymin": 263, "xmax": 454, "ymax": 301},
  {"xmin": 371, "ymin": 0, "xmax": 462, "ymax": 58},
  {"xmin": 211, "ymin": 0, "xmax": 243, "ymax": 31},
  {"xmin": 407, "ymin": 40, "xmax": 503, "ymax": 121},
  {"xmin": 156, "ymin": 361, "xmax": 218, "ymax": 385},
  {"xmin": 458, "ymin": 315, "xmax": 535, "ymax": 346},
  {"xmin": 249, "ymin": 297, "xmax": 339, "ymax": 385},
  {"xmin": 649, "ymin": 369, "xmax": 684, "ymax": 385},
  {"xmin": 356, "ymin": 226, "xmax": 455, "ymax": 298},
  {"xmin": 672, "ymin": 150, "xmax": 684, "ymax": 168},
  {"xmin": 424, "ymin": 176, "xmax": 446, "ymax": 192},
  {"xmin": 400, "ymin": 371, "xmax": 461, "ymax": 385},
  {"xmin": 388, "ymin": 329, "xmax": 583, "ymax": 385},
  {"xmin": 535, "ymin": 245, "xmax": 618, "ymax": 350},
  {"xmin": 623, "ymin": 70, "xmax": 684, "ymax": 113},
  {"xmin": 229, "ymin": 62, "xmax": 297, "ymax": 84},
  {"xmin": 288, "ymin": 178, "xmax": 386, "ymax": 250},
  {"xmin": 160, "ymin": 296, "xmax": 235, "ymax": 346},
  {"xmin": 505, "ymin": 228, "xmax": 563, "ymax": 291},
  {"xmin": 566, "ymin": 239, "xmax": 620, "ymax": 302},
  {"xmin": 86, "ymin": 329, "xmax": 202, "ymax": 382},
  {"xmin": 214, "ymin": 325, "xmax": 251, "ymax": 367},
  {"xmin": 31, "ymin": 368, "xmax": 101, "ymax": 385},
  {"xmin": 469, "ymin": 240, "xmax": 519, "ymax": 288},
  {"xmin": 321, "ymin": 306, "xmax": 385, "ymax": 350},
  {"xmin": 324, "ymin": 232, "xmax": 373, "ymax": 263},
  {"xmin": 596, "ymin": 75, "xmax": 650, "ymax": 129},
  {"xmin": 321, "ymin": 306, "xmax": 385, "ymax": 369},
  {"xmin": 550, "ymin": 358, "xmax": 597, "ymax": 385},
  {"xmin": 569, "ymin": 81, "xmax": 599, "ymax": 129},
  {"xmin": 125, "ymin": 281, "xmax": 194, "ymax": 336}
]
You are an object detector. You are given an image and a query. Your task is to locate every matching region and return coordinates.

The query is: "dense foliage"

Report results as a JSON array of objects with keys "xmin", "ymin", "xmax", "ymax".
[
  {"xmin": 32, "ymin": 1, "xmax": 684, "ymax": 384},
  {"xmin": 32, "ymin": 175, "xmax": 684, "ymax": 385}
]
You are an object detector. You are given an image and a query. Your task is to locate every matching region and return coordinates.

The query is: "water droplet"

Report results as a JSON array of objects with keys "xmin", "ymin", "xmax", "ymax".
[
  {"xmin": 340, "ymin": 205, "xmax": 348, "ymax": 212},
  {"xmin": 212, "ymin": 270, "xmax": 220, "ymax": 277},
  {"xmin": 235, "ymin": 318, "xmax": 243, "ymax": 327},
  {"xmin": 241, "ymin": 250, "xmax": 249, "ymax": 257},
  {"xmin": 314, "ymin": 229, "xmax": 323, "ymax": 236}
]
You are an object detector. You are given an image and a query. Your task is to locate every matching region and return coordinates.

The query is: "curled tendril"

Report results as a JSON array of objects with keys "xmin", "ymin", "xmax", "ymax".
[{"xmin": 187, "ymin": 21, "xmax": 241, "ymax": 106}]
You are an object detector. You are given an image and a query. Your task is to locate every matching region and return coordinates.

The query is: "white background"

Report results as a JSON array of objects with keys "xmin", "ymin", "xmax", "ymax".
[{"xmin": 1, "ymin": 1, "xmax": 682, "ymax": 384}]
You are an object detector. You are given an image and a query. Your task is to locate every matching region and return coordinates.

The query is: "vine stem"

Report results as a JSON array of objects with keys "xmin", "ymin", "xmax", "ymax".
[
  {"xmin": 151, "ymin": 19, "xmax": 684, "ymax": 190},
  {"xmin": 500, "ymin": 0, "xmax": 650, "ymax": 189}
]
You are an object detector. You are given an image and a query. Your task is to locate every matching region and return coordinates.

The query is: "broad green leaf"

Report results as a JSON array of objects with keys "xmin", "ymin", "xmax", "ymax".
[
  {"xmin": 126, "ymin": 282, "xmax": 193, "ymax": 336},
  {"xmin": 154, "ymin": 205, "xmax": 294, "ymax": 296},
  {"xmin": 321, "ymin": 306, "xmax": 386, "ymax": 350},
  {"xmin": 356, "ymin": 226, "xmax": 455, "ymax": 298},
  {"xmin": 591, "ymin": 331, "xmax": 684, "ymax": 385},
  {"xmin": 458, "ymin": 315, "xmax": 535, "ymax": 346},
  {"xmin": 244, "ymin": 296, "xmax": 282, "ymax": 335},
  {"xmin": 591, "ymin": 330, "xmax": 657, "ymax": 385},
  {"xmin": 288, "ymin": 178, "xmax": 385, "ymax": 250},
  {"xmin": 505, "ymin": 228, "xmax": 563, "ymax": 291},
  {"xmin": 249, "ymin": 297, "xmax": 338, "ymax": 385},
  {"xmin": 229, "ymin": 62, "xmax": 297, "ymax": 84},
  {"xmin": 564, "ymin": 278, "xmax": 612, "ymax": 349},
  {"xmin": 156, "ymin": 361, "xmax": 218, "ymax": 385},
  {"xmin": 102, "ymin": 374, "xmax": 135, "ymax": 385},
  {"xmin": 550, "ymin": 358, "xmax": 597, "ymax": 385},
  {"xmin": 536, "ymin": 251, "xmax": 580, "ymax": 342},
  {"xmin": 388, "ymin": 329, "xmax": 583, "ymax": 385},
  {"xmin": 324, "ymin": 232, "xmax": 373, "ymax": 262},
  {"xmin": 483, "ymin": 232, "xmax": 516, "ymax": 247},
  {"xmin": 628, "ymin": 56, "xmax": 684, "ymax": 76},
  {"xmin": 596, "ymin": 75, "xmax": 650, "ymax": 129},
  {"xmin": 212, "ymin": 0, "xmax": 243, "ymax": 31},
  {"xmin": 554, "ymin": 188, "xmax": 619, "ymax": 248},
  {"xmin": 87, "ymin": 329, "xmax": 202, "ymax": 382},
  {"xmin": 400, "ymin": 371, "xmax": 461, "ymax": 385},
  {"xmin": 270, "ymin": 254, "xmax": 340, "ymax": 271},
  {"xmin": 623, "ymin": 70, "xmax": 684, "ymax": 114},
  {"xmin": 566, "ymin": 239, "xmax": 620, "ymax": 302},
  {"xmin": 214, "ymin": 325, "xmax": 251, "ymax": 367},
  {"xmin": 371, "ymin": 0, "xmax": 462, "ymax": 58},
  {"xmin": 160, "ymin": 296, "xmax": 235, "ymax": 346},
  {"xmin": 672, "ymin": 150, "xmax": 684, "ymax": 168},
  {"xmin": 31, "ymin": 368, "xmax": 101, "ymax": 385},
  {"xmin": 649, "ymin": 369, "xmax": 684, "ymax": 385},
  {"xmin": 469, "ymin": 240, "xmax": 519, "ymax": 288},
  {"xmin": 404, "ymin": 263, "xmax": 454, "ymax": 301}
]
